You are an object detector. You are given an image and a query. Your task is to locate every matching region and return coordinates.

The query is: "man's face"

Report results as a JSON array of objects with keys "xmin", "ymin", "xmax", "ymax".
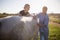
[
  {"xmin": 42, "ymin": 7, "xmax": 47, "ymax": 14},
  {"xmin": 24, "ymin": 6, "xmax": 30, "ymax": 12}
]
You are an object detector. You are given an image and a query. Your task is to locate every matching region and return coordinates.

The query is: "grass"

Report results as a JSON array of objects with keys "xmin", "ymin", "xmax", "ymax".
[
  {"xmin": 49, "ymin": 24, "xmax": 60, "ymax": 40},
  {"xmin": 49, "ymin": 17, "xmax": 60, "ymax": 24},
  {"xmin": 0, "ymin": 15, "xmax": 7, "ymax": 18}
]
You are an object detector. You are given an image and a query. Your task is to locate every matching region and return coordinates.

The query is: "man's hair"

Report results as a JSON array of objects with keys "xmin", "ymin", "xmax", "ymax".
[
  {"xmin": 24, "ymin": 4, "xmax": 30, "ymax": 8},
  {"xmin": 43, "ymin": 6, "xmax": 48, "ymax": 10}
]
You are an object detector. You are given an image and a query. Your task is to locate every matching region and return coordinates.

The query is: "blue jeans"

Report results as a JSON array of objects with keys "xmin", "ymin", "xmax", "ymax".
[{"xmin": 40, "ymin": 32, "xmax": 48, "ymax": 40}]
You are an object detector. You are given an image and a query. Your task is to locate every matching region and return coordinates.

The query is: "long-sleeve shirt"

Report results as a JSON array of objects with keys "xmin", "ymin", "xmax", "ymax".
[{"xmin": 37, "ymin": 13, "xmax": 49, "ymax": 32}]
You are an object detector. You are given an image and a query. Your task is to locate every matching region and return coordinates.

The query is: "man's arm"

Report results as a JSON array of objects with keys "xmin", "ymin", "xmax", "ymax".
[
  {"xmin": 40, "ymin": 16, "xmax": 49, "ymax": 27},
  {"xmin": 37, "ymin": 23, "xmax": 45, "ymax": 27},
  {"xmin": 44, "ymin": 16, "xmax": 49, "ymax": 27},
  {"xmin": 18, "ymin": 11, "xmax": 22, "ymax": 16},
  {"xmin": 37, "ymin": 16, "xmax": 49, "ymax": 27},
  {"xmin": 26, "ymin": 14, "xmax": 32, "ymax": 16}
]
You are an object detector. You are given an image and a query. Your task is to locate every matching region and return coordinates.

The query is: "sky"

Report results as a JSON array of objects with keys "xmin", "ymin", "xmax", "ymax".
[{"xmin": 0, "ymin": 0, "xmax": 60, "ymax": 14}]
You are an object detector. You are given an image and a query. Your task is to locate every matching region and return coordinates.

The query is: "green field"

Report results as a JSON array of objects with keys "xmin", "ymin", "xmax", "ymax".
[
  {"xmin": 49, "ymin": 24, "xmax": 60, "ymax": 40},
  {"xmin": 49, "ymin": 17, "xmax": 60, "ymax": 24}
]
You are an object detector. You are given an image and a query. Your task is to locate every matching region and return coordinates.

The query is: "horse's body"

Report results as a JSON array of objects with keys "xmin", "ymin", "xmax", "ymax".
[{"xmin": 0, "ymin": 16, "xmax": 39, "ymax": 40}]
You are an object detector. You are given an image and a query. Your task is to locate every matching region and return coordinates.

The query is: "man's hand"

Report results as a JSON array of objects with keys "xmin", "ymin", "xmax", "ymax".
[
  {"xmin": 37, "ymin": 23, "xmax": 40, "ymax": 27},
  {"xmin": 37, "ymin": 23, "xmax": 45, "ymax": 27},
  {"xmin": 37, "ymin": 23, "xmax": 44, "ymax": 28}
]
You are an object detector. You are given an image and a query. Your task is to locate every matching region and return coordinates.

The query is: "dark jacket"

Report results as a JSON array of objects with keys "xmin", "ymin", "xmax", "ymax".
[{"xmin": 19, "ymin": 10, "xmax": 29, "ymax": 16}]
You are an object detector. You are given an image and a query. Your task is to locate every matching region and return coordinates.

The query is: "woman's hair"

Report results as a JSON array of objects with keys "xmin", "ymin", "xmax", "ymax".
[{"xmin": 24, "ymin": 4, "xmax": 30, "ymax": 8}]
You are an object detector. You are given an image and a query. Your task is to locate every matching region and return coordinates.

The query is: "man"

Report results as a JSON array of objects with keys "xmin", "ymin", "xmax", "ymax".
[
  {"xmin": 19, "ymin": 4, "xmax": 30, "ymax": 16},
  {"xmin": 36, "ymin": 6, "xmax": 49, "ymax": 40}
]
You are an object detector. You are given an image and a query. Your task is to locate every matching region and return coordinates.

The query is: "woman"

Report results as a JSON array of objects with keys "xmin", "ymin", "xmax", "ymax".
[{"xmin": 19, "ymin": 4, "xmax": 30, "ymax": 16}]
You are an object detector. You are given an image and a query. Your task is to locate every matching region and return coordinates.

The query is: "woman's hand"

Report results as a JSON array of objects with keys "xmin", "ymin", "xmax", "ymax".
[
  {"xmin": 33, "ymin": 15, "xmax": 37, "ymax": 20},
  {"xmin": 19, "ymin": 14, "xmax": 22, "ymax": 16}
]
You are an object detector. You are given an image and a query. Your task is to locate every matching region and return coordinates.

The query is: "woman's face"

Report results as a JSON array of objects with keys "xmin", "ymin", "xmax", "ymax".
[{"xmin": 24, "ymin": 6, "xmax": 30, "ymax": 12}]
